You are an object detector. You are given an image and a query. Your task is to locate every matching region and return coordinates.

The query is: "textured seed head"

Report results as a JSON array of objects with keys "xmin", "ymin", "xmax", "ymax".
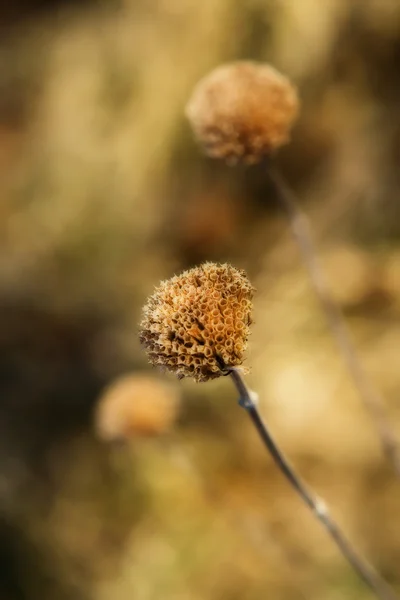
[
  {"xmin": 94, "ymin": 373, "xmax": 180, "ymax": 440},
  {"xmin": 139, "ymin": 263, "xmax": 254, "ymax": 383},
  {"xmin": 186, "ymin": 61, "xmax": 299, "ymax": 164}
]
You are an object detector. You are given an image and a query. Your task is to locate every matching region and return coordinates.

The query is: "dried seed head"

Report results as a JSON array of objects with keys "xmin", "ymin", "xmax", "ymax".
[
  {"xmin": 94, "ymin": 373, "xmax": 180, "ymax": 440},
  {"xmin": 139, "ymin": 262, "xmax": 254, "ymax": 383},
  {"xmin": 186, "ymin": 61, "xmax": 299, "ymax": 164}
]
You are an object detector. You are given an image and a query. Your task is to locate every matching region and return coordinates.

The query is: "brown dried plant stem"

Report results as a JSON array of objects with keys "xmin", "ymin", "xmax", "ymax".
[
  {"xmin": 229, "ymin": 368, "xmax": 398, "ymax": 600},
  {"xmin": 267, "ymin": 165, "xmax": 400, "ymax": 479}
]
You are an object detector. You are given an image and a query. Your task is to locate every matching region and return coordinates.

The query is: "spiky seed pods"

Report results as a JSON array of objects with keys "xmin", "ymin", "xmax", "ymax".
[
  {"xmin": 139, "ymin": 262, "xmax": 254, "ymax": 383},
  {"xmin": 186, "ymin": 61, "xmax": 299, "ymax": 164}
]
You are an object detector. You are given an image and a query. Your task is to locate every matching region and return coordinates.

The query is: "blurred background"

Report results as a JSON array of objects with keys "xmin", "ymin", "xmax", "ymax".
[{"xmin": 1, "ymin": 0, "xmax": 400, "ymax": 598}]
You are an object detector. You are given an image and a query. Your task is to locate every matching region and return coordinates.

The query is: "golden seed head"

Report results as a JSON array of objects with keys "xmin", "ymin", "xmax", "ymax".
[
  {"xmin": 139, "ymin": 262, "xmax": 254, "ymax": 383},
  {"xmin": 94, "ymin": 373, "xmax": 180, "ymax": 440},
  {"xmin": 185, "ymin": 61, "xmax": 299, "ymax": 164}
]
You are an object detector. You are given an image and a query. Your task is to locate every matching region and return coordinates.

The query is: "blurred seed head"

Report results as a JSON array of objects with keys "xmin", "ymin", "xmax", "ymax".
[
  {"xmin": 186, "ymin": 61, "xmax": 299, "ymax": 164},
  {"xmin": 95, "ymin": 373, "xmax": 180, "ymax": 441},
  {"xmin": 139, "ymin": 262, "xmax": 254, "ymax": 383}
]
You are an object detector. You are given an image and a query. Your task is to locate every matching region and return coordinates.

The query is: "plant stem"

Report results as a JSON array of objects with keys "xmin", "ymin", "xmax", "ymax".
[
  {"xmin": 229, "ymin": 368, "xmax": 398, "ymax": 600},
  {"xmin": 267, "ymin": 165, "xmax": 400, "ymax": 479}
]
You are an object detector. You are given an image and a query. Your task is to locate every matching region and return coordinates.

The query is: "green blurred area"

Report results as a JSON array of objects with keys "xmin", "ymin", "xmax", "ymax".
[{"xmin": 1, "ymin": 0, "xmax": 400, "ymax": 598}]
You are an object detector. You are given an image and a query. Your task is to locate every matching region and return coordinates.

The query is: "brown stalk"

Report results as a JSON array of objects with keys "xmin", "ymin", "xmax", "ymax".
[{"xmin": 229, "ymin": 367, "xmax": 398, "ymax": 600}]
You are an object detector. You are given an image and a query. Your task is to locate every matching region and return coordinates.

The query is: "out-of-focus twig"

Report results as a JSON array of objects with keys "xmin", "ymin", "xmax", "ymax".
[{"xmin": 267, "ymin": 165, "xmax": 400, "ymax": 479}]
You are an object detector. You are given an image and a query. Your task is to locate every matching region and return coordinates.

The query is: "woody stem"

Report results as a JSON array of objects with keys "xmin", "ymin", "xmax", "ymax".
[{"xmin": 229, "ymin": 367, "xmax": 398, "ymax": 600}]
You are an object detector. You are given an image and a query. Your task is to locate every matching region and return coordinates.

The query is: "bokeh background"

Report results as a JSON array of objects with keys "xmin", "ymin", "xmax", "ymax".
[{"xmin": 1, "ymin": 0, "xmax": 400, "ymax": 598}]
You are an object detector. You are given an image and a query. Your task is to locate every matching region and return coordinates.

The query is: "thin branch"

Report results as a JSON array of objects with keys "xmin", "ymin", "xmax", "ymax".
[
  {"xmin": 229, "ymin": 367, "xmax": 398, "ymax": 600},
  {"xmin": 267, "ymin": 165, "xmax": 400, "ymax": 478}
]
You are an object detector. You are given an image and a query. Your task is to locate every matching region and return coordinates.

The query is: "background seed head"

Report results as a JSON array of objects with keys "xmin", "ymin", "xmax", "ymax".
[
  {"xmin": 139, "ymin": 262, "xmax": 254, "ymax": 383},
  {"xmin": 186, "ymin": 61, "xmax": 299, "ymax": 164},
  {"xmin": 94, "ymin": 373, "xmax": 180, "ymax": 441}
]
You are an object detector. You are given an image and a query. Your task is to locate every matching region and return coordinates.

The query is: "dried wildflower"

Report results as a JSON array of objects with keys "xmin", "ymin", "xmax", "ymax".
[
  {"xmin": 94, "ymin": 373, "xmax": 180, "ymax": 440},
  {"xmin": 186, "ymin": 61, "xmax": 299, "ymax": 164},
  {"xmin": 139, "ymin": 262, "xmax": 254, "ymax": 383}
]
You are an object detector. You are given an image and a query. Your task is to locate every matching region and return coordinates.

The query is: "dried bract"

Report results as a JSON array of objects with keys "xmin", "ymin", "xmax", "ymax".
[
  {"xmin": 186, "ymin": 61, "xmax": 299, "ymax": 164},
  {"xmin": 139, "ymin": 263, "xmax": 254, "ymax": 383}
]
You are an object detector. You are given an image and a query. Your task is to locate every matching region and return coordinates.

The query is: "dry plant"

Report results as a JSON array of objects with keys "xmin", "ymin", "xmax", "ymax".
[
  {"xmin": 94, "ymin": 373, "xmax": 181, "ymax": 441},
  {"xmin": 185, "ymin": 60, "xmax": 400, "ymax": 479},
  {"xmin": 139, "ymin": 262, "xmax": 253, "ymax": 382},
  {"xmin": 139, "ymin": 262, "xmax": 398, "ymax": 600}
]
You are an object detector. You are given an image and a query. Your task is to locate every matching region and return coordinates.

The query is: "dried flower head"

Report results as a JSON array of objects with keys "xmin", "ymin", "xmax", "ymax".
[
  {"xmin": 186, "ymin": 61, "xmax": 299, "ymax": 164},
  {"xmin": 94, "ymin": 373, "xmax": 180, "ymax": 440},
  {"xmin": 139, "ymin": 262, "xmax": 254, "ymax": 383}
]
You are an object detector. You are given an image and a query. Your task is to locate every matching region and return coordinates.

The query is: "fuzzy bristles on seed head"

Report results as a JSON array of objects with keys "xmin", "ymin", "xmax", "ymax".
[
  {"xmin": 139, "ymin": 263, "xmax": 254, "ymax": 383},
  {"xmin": 186, "ymin": 61, "xmax": 299, "ymax": 164}
]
